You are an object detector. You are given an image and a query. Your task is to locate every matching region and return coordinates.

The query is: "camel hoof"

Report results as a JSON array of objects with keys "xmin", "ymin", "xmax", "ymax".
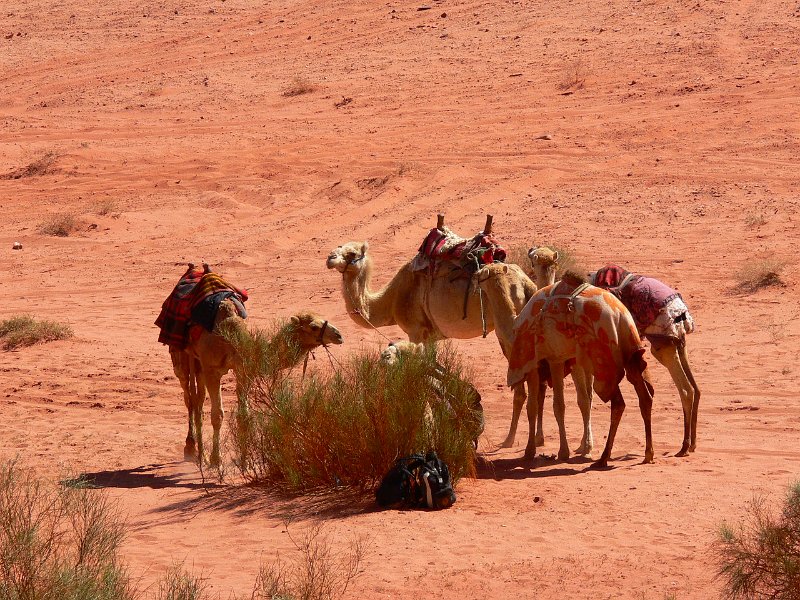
[
  {"xmin": 574, "ymin": 444, "xmax": 592, "ymax": 456},
  {"xmin": 523, "ymin": 447, "xmax": 537, "ymax": 462},
  {"xmin": 675, "ymin": 445, "xmax": 690, "ymax": 458},
  {"xmin": 499, "ymin": 438, "xmax": 515, "ymax": 449},
  {"xmin": 590, "ymin": 459, "xmax": 610, "ymax": 470},
  {"xmin": 534, "ymin": 433, "xmax": 545, "ymax": 446},
  {"xmin": 643, "ymin": 453, "xmax": 655, "ymax": 464},
  {"xmin": 183, "ymin": 447, "xmax": 197, "ymax": 461},
  {"xmin": 689, "ymin": 444, "xmax": 697, "ymax": 453},
  {"xmin": 557, "ymin": 448, "xmax": 570, "ymax": 461}
]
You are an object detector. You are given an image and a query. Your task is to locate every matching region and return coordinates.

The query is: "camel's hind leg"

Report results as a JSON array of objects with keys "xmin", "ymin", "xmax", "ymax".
[
  {"xmin": 171, "ymin": 351, "xmax": 199, "ymax": 460},
  {"xmin": 501, "ymin": 382, "xmax": 527, "ymax": 448},
  {"xmin": 550, "ymin": 361, "xmax": 570, "ymax": 461},
  {"xmin": 678, "ymin": 342, "xmax": 700, "ymax": 452},
  {"xmin": 651, "ymin": 343, "xmax": 695, "ymax": 457},
  {"xmin": 201, "ymin": 369, "xmax": 224, "ymax": 467},
  {"xmin": 189, "ymin": 358, "xmax": 206, "ymax": 464},
  {"xmin": 572, "ymin": 366, "xmax": 593, "ymax": 455},
  {"xmin": 627, "ymin": 366, "xmax": 655, "ymax": 464},
  {"xmin": 594, "ymin": 387, "xmax": 625, "ymax": 468}
]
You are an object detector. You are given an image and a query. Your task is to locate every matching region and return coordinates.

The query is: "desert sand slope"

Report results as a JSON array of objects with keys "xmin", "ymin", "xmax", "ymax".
[{"xmin": 1, "ymin": 0, "xmax": 798, "ymax": 597}]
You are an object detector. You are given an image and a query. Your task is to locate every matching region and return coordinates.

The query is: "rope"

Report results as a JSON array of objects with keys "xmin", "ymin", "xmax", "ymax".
[
  {"xmin": 341, "ymin": 264, "xmax": 394, "ymax": 344},
  {"xmin": 473, "ymin": 255, "xmax": 488, "ymax": 338}
]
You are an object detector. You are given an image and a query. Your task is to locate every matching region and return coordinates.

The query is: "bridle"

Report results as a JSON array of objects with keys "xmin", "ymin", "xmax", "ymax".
[{"xmin": 317, "ymin": 319, "xmax": 329, "ymax": 346}]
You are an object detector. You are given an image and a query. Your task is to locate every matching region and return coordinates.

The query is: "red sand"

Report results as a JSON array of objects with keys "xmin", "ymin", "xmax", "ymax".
[{"xmin": 1, "ymin": 0, "xmax": 798, "ymax": 597}]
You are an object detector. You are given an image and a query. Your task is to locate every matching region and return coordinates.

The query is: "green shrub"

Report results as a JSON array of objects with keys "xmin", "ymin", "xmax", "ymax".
[
  {"xmin": 716, "ymin": 482, "xmax": 800, "ymax": 599},
  {"xmin": 0, "ymin": 460, "xmax": 135, "ymax": 600},
  {"xmin": 228, "ymin": 328, "xmax": 479, "ymax": 492},
  {"xmin": 0, "ymin": 315, "xmax": 73, "ymax": 350}
]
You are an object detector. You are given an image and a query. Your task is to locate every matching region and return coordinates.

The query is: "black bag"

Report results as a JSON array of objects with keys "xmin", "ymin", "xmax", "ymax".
[{"xmin": 375, "ymin": 452, "xmax": 456, "ymax": 510}]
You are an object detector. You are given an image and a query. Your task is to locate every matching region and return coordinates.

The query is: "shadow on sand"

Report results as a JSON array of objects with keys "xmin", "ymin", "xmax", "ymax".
[
  {"xmin": 476, "ymin": 452, "xmax": 642, "ymax": 480},
  {"xmin": 71, "ymin": 462, "xmax": 222, "ymax": 491}
]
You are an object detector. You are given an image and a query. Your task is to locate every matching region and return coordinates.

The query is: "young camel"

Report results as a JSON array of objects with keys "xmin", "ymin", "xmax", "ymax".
[
  {"xmin": 502, "ymin": 271, "xmax": 656, "ymax": 466},
  {"xmin": 591, "ymin": 265, "xmax": 700, "ymax": 455},
  {"xmin": 173, "ymin": 305, "xmax": 344, "ymax": 465},
  {"xmin": 475, "ymin": 264, "xmax": 594, "ymax": 455}
]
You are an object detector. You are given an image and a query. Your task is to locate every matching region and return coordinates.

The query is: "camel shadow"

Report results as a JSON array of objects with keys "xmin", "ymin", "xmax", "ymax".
[
  {"xmin": 150, "ymin": 482, "xmax": 376, "ymax": 522},
  {"xmin": 476, "ymin": 452, "xmax": 641, "ymax": 480},
  {"xmin": 68, "ymin": 462, "xmax": 223, "ymax": 491}
]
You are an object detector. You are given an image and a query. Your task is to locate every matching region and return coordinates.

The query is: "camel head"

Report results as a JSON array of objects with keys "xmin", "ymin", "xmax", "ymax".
[
  {"xmin": 472, "ymin": 262, "xmax": 516, "ymax": 298},
  {"xmin": 528, "ymin": 247, "xmax": 559, "ymax": 288},
  {"xmin": 289, "ymin": 312, "xmax": 344, "ymax": 350},
  {"xmin": 380, "ymin": 340, "xmax": 424, "ymax": 365},
  {"xmin": 326, "ymin": 241, "xmax": 368, "ymax": 274}
]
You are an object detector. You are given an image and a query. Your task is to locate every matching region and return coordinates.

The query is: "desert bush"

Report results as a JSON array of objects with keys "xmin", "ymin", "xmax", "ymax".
[
  {"xmin": 38, "ymin": 212, "xmax": 78, "ymax": 237},
  {"xmin": 557, "ymin": 58, "xmax": 588, "ymax": 91},
  {"xmin": 0, "ymin": 151, "xmax": 59, "ymax": 180},
  {"xmin": 744, "ymin": 212, "xmax": 768, "ymax": 228},
  {"xmin": 250, "ymin": 524, "xmax": 364, "ymax": 600},
  {"xmin": 156, "ymin": 564, "xmax": 210, "ymax": 600},
  {"xmin": 507, "ymin": 243, "xmax": 585, "ymax": 281},
  {"xmin": 716, "ymin": 482, "xmax": 800, "ymax": 599},
  {"xmin": 90, "ymin": 199, "xmax": 118, "ymax": 216},
  {"xmin": 733, "ymin": 258, "xmax": 787, "ymax": 294},
  {"xmin": 0, "ymin": 460, "xmax": 135, "ymax": 600},
  {"xmin": 282, "ymin": 77, "xmax": 318, "ymax": 97},
  {"xmin": 0, "ymin": 315, "xmax": 73, "ymax": 350},
  {"xmin": 228, "ymin": 327, "xmax": 479, "ymax": 492}
]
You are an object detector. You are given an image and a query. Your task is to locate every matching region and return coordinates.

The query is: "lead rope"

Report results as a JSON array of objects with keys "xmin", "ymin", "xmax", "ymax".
[
  {"xmin": 341, "ymin": 257, "xmax": 394, "ymax": 344},
  {"xmin": 474, "ymin": 256, "xmax": 488, "ymax": 338}
]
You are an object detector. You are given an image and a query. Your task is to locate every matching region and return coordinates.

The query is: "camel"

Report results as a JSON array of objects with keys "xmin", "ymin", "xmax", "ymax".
[
  {"xmin": 590, "ymin": 265, "xmax": 700, "ymax": 455},
  {"xmin": 528, "ymin": 247, "xmax": 559, "ymax": 289},
  {"xmin": 172, "ymin": 304, "xmax": 343, "ymax": 465},
  {"xmin": 502, "ymin": 271, "xmax": 656, "ymax": 467},
  {"xmin": 474, "ymin": 263, "xmax": 594, "ymax": 455},
  {"xmin": 326, "ymin": 241, "xmax": 535, "ymax": 353}
]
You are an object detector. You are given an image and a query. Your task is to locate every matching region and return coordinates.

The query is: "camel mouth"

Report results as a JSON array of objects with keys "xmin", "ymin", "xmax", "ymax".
[
  {"xmin": 325, "ymin": 256, "xmax": 341, "ymax": 270},
  {"xmin": 326, "ymin": 332, "xmax": 344, "ymax": 345}
]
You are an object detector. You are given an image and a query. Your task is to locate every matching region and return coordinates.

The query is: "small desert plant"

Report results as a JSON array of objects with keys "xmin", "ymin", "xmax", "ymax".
[
  {"xmin": 156, "ymin": 563, "xmax": 210, "ymax": 600},
  {"xmin": 0, "ymin": 459, "xmax": 136, "ymax": 600},
  {"xmin": 38, "ymin": 212, "xmax": 78, "ymax": 237},
  {"xmin": 0, "ymin": 151, "xmax": 59, "ymax": 180},
  {"xmin": 557, "ymin": 58, "xmax": 588, "ymax": 91},
  {"xmin": 0, "ymin": 315, "xmax": 73, "ymax": 350},
  {"xmin": 507, "ymin": 243, "xmax": 585, "ymax": 281},
  {"xmin": 733, "ymin": 258, "xmax": 787, "ymax": 294},
  {"xmin": 228, "ymin": 326, "xmax": 479, "ymax": 492},
  {"xmin": 716, "ymin": 482, "xmax": 800, "ymax": 599},
  {"xmin": 90, "ymin": 199, "xmax": 118, "ymax": 216},
  {"xmin": 744, "ymin": 212, "xmax": 768, "ymax": 228},
  {"xmin": 251, "ymin": 524, "xmax": 364, "ymax": 600},
  {"xmin": 282, "ymin": 77, "xmax": 318, "ymax": 97}
]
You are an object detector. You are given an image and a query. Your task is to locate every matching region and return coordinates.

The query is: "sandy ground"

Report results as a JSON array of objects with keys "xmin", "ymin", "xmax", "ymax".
[{"xmin": 2, "ymin": 0, "xmax": 799, "ymax": 597}]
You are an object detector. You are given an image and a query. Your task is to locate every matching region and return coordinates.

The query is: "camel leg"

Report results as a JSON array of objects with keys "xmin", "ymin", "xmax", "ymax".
[
  {"xmin": 171, "ymin": 351, "xmax": 197, "ymax": 460},
  {"xmin": 628, "ymin": 367, "xmax": 655, "ymax": 464},
  {"xmin": 572, "ymin": 366, "xmax": 594, "ymax": 455},
  {"xmin": 594, "ymin": 387, "xmax": 625, "ymax": 468},
  {"xmin": 202, "ymin": 368, "xmax": 224, "ymax": 467},
  {"xmin": 535, "ymin": 380, "xmax": 545, "ymax": 447},
  {"xmin": 523, "ymin": 370, "xmax": 542, "ymax": 460},
  {"xmin": 678, "ymin": 343, "xmax": 700, "ymax": 452},
  {"xmin": 652, "ymin": 343, "xmax": 695, "ymax": 457},
  {"xmin": 550, "ymin": 361, "xmax": 570, "ymax": 461},
  {"xmin": 191, "ymin": 360, "xmax": 206, "ymax": 465},
  {"xmin": 501, "ymin": 382, "xmax": 527, "ymax": 448}
]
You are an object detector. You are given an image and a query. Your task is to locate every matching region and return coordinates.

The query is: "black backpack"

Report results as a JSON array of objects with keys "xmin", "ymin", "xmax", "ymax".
[{"xmin": 375, "ymin": 452, "xmax": 456, "ymax": 510}]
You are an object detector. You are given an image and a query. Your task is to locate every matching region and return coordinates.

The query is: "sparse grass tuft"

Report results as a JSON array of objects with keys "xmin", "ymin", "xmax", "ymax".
[
  {"xmin": 282, "ymin": 77, "xmax": 318, "ymax": 97},
  {"xmin": 0, "ymin": 459, "xmax": 136, "ymax": 600},
  {"xmin": 251, "ymin": 524, "xmax": 364, "ymax": 600},
  {"xmin": 558, "ymin": 58, "xmax": 588, "ymax": 91},
  {"xmin": 744, "ymin": 212, "xmax": 768, "ymax": 228},
  {"xmin": 733, "ymin": 258, "xmax": 787, "ymax": 294},
  {"xmin": 228, "ymin": 325, "xmax": 479, "ymax": 492},
  {"xmin": 0, "ymin": 151, "xmax": 59, "ymax": 180},
  {"xmin": 38, "ymin": 212, "xmax": 79, "ymax": 237},
  {"xmin": 715, "ymin": 482, "xmax": 800, "ymax": 599},
  {"xmin": 90, "ymin": 198, "xmax": 118, "ymax": 216},
  {"xmin": 156, "ymin": 563, "xmax": 210, "ymax": 600},
  {"xmin": 0, "ymin": 315, "xmax": 73, "ymax": 350}
]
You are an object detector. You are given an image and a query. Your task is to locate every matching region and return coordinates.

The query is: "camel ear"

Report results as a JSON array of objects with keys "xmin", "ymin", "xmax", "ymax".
[
  {"xmin": 553, "ymin": 251, "xmax": 559, "ymax": 262},
  {"xmin": 502, "ymin": 264, "xmax": 509, "ymax": 274},
  {"xmin": 360, "ymin": 241, "xmax": 369, "ymax": 255},
  {"xmin": 290, "ymin": 315, "xmax": 300, "ymax": 325},
  {"xmin": 528, "ymin": 247, "xmax": 538, "ymax": 260}
]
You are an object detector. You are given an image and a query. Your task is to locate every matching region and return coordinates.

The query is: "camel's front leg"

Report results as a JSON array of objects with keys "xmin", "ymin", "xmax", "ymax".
[
  {"xmin": 535, "ymin": 380, "xmax": 545, "ymax": 447},
  {"xmin": 171, "ymin": 351, "xmax": 197, "ymax": 460},
  {"xmin": 523, "ymin": 370, "xmax": 542, "ymax": 460},
  {"xmin": 652, "ymin": 344, "xmax": 695, "ymax": 457},
  {"xmin": 501, "ymin": 382, "xmax": 527, "ymax": 448},
  {"xmin": 572, "ymin": 365, "xmax": 594, "ymax": 456},
  {"xmin": 202, "ymin": 369, "xmax": 224, "ymax": 467},
  {"xmin": 678, "ymin": 343, "xmax": 700, "ymax": 452},
  {"xmin": 550, "ymin": 361, "xmax": 570, "ymax": 461}
]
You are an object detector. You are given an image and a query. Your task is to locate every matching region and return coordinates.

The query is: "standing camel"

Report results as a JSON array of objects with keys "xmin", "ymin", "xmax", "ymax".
[
  {"xmin": 591, "ymin": 264, "xmax": 700, "ymax": 455},
  {"xmin": 504, "ymin": 272, "xmax": 655, "ymax": 466},
  {"xmin": 173, "ymin": 305, "xmax": 344, "ymax": 466}
]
